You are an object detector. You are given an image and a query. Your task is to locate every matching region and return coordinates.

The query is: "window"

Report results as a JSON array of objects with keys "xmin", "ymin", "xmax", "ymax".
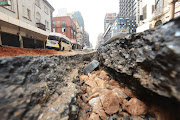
[
  {"xmin": 35, "ymin": 0, "xmax": 40, "ymax": 7},
  {"xmin": 152, "ymin": 5, "xmax": 155, "ymax": 14},
  {"xmin": 44, "ymin": 6, "xmax": 49, "ymax": 14},
  {"xmin": 36, "ymin": 18, "xmax": 40, "ymax": 23},
  {"xmin": 23, "ymin": 6, "xmax": 31, "ymax": 20},
  {"xmin": 27, "ymin": 9, "xmax": 31, "ymax": 19},
  {"xmin": 62, "ymin": 39, "xmax": 69, "ymax": 44},
  {"xmin": 5, "ymin": 0, "xmax": 14, "ymax": 11},
  {"xmin": 36, "ymin": 12, "xmax": 41, "ymax": 23},
  {"xmin": 62, "ymin": 28, "xmax": 66, "ymax": 32},
  {"xmin": 53, "ymin": 21, "xmax": 55, "ymax": 27},
  {"xmin": 143, "ymin": 5, "xmax": 147, "ymax": 20},
  {"xmin": 45, "ymin": 20, "xmax": 49, "ymax": 30},
  {"xmin": 62, "ymin": 20, "xmax": 65, "ymax": 26},
  {"xmin": 48, "ymin": 36, "xmax": 59, "ymax": 41},
  {"xmin": 155, "ymin": 0, "xmax": 163, "ymax": 13},
  {"xmin": 57, "ymin": 21, "xmax": 60, "ymax": 24}
]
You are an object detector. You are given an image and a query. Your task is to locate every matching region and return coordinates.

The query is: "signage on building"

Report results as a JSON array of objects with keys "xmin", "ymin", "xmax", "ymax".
[
  {"xmin": 0, "ymin": 0, "xmax": 11, "ymax": 6},
  {"xmin": 120, "ymin": 28, "xmax": 129, "ymax": 34},
  {"xmin": 70, "ymin": 39, "xmax": 76, "ymax": 44}
]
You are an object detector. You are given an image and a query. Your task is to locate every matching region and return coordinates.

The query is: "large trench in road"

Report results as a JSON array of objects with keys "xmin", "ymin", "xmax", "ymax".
[{"xmin": 0, "ymin": 17, "xmax": 180, "ymax": 120}]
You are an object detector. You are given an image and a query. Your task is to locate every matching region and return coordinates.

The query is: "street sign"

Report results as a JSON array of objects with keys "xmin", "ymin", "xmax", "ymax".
[
  {"xmin": 120, "ymin": 28, "xmax": 129, "ymax": 34},
  {"xmin": 0, "ymin": 0, "xmax": 11, "ymax": 6}
]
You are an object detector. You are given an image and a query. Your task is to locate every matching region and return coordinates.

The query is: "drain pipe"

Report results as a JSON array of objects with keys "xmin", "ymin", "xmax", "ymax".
[{"xmin": 169, "ymin": 0, "xmax": 178, "ymax": 20}]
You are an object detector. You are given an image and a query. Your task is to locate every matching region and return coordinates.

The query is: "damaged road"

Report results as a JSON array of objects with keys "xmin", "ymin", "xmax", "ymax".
[
  {"xmin": 78, "ymin": 69, "xmax": 154, "ymax": 120},
  {"xmin": 0, "ymin": 52, "xmax": 97, "ymax": 120},
  {"xmin": 0, "ymin": 17, "xmax": 180, "ymax": 120}
]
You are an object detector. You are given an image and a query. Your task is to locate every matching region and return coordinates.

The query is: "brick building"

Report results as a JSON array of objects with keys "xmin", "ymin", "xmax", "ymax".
[{"xmin": 53, "ymin": 16, "xmax": 77, "ymax": 40}]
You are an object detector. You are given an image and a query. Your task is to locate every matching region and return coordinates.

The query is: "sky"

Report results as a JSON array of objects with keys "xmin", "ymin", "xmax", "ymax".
[{"xmin": 47, "ymin": 0, "xmax": 119, "ymax": 48}]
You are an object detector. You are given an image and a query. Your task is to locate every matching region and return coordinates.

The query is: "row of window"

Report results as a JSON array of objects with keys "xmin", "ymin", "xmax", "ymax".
[
  {"xmin": 56, "ymin": 20, "xmax": 76, "ymax": 30},
  {"xmin": 56, "ymin": 20, "xmax": 66, "ymax": 25},
  {"xmin": 4, "ymin": 0, "xmax": 49, "ymax": 15},
  {"xmin": 61, "ymin": 38, "xmax": 70, "ymax": 44},
  {"xmin": 22, "ymin": 6, "xmax": 49, "ymax": 29},
  {"xmin": 35, "ymin": 0, "xmax": 49, "ymax": 15}
]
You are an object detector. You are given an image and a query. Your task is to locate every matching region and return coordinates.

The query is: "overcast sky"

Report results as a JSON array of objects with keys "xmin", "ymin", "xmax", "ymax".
[{"xmin": 47, "ymin": 0, "xmax": 119, "ymax": 48}]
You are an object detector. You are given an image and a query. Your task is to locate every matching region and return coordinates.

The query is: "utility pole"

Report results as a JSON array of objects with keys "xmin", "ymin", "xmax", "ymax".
[
  {"xmin": 16, "ymin": 0, "xmax": 23, "ymax": 48},
  {"xmin": 169, "ymin": 0, "xmax": 178, "ymax": 20}
]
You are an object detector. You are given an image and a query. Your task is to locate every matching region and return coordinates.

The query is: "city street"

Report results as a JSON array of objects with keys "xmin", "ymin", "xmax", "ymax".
[
  {"xmin": 0, "ymin": 46, "xmax": 95, "ymax": 57},
  {"xmin": 0, "ymin": 0, "xmax": 180, "ymax": 120}
]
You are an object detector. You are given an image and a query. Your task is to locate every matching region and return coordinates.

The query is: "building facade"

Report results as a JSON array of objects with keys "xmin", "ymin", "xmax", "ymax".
[
  {"xmin": 72, "ymin": 18, "xmax": 82, "ymax": 45},
  {"xmin": 96, "ymin": 33, "xmax": 103, "ymax": 48},
  {"xmin": 151, "ymin": 0, "xmax": 180, "ymax": 27},
  {"xmin": 53, "ymin": 16, "xmax": 77, "ymax": 40},
  {"xmin": 119, "ymin": 0, "xmax": 140, "ymax": 24},
  {"xmin": 104, "ymin": 13, "xmax": 117, "ymax": 31},
  {"xmin": 137, "ymin": 0, "xmax": 180, "ymax": 32},
  {"xmin": 0, "ymin": 0, "xmax": 54, "ymax": 48},
  {"xmin": 103, "ymin": 17, "xmax": 137, "ymax": 42},
  {"xmin": 84, "ymin": 31, "xmax": 90, "ymax": 48},
  {"xmin": 72, "ymin": 11, "xmax": 85, "ymax": 45},
  {"xmin": 136, "ymin": 0, "xmax": 156, "ymax": 32},
  {"xmin": 119, "ymin": 0, "xmax": 133, "ymax": 17}
]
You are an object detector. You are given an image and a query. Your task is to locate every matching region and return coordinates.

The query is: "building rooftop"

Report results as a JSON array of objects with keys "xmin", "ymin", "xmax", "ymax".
[{"xmin": 43, "ymin": 0, "xmax": 55, "ymax": 11}]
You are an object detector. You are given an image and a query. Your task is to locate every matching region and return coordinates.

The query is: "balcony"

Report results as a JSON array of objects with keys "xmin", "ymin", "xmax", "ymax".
[{"xmin": 36, "ymin": 23, "xmax": 46, "ymax": 31}]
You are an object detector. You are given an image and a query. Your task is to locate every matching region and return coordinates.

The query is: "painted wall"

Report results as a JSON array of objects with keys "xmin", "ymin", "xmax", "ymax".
[
  {"xmin": 0, "ymin": 0, "xmax": 53, "ymax": 32},
  {"xmin": 53, "ymin": 16, "xmax": 77, "ymax": 40}
]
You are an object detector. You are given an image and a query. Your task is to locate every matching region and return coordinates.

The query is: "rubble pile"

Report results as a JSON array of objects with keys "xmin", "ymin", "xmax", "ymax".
[
  {"xmin": 78, "ymin": 69, "xmax": 156, "ymax": 120},
  {"xmin": 0, "ymin": 17, "xmax": 180, "ymax": 120},
  {"xmin": 0, "ymin": 52, "xmax": 97, "ymax": 120},
  {"xmin": 98, "ymin": 17, "xmax": 180, "ymax": 119},
  {"xmin": 99, "ymin": 17, "xmax": 180, "ymax": 101}
]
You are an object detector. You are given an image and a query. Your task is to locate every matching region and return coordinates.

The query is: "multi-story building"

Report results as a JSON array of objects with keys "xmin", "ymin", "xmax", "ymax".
[
  {"xmin": 151, "ymin": 0, "xmax": 180, "ymax": 27},
  {"xmin": 72, "ymin": 11, "xmax": 85, "ymax": 45},
  {"xmin": 137, "ymin": 0, "xmax": 156, "ymax": 32},
  {"xmin": 84, "ymin": 31, "xmax": 90, "ymax": 48},
  {"xmin": 96, "ymin": 33, "xmax": 103, "ymax": 48},
  {"xmin": 0, "ymin": 0, "xmax": 54, "ymax": 48},
  {"xmin": 104, "ymin": 13, "xmax": 117, "ymax": 31},
  {"xmin": 119, "ymin": 0, "xmax": 140, "ymax": 24},
  {"xmin": 137, "ymin": 0, "xmax": 180, "ymax": 32},
  {"xmin": 54, "ymin": 10, "xmax": 88, "ymax": 48},
  {"xmin": 53, "ymin": 16, "xmax": 77, "ymax": 41},
  {"xmin": 103, "ymin": 17, "xmax": 137, "ymax": 42},
  {"xmin": 73, "ymin": 18, "xmax": 82, "ymax": 46},
  {"xmin": 119, "ymin": 0, "xmax": 133, "ymax": 17}
]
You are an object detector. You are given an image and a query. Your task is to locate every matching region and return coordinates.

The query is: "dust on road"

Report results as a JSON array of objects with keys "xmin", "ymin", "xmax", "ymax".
[{"xmin": 0, "ymin": 46, "xmax": 90, "ymax": 57}]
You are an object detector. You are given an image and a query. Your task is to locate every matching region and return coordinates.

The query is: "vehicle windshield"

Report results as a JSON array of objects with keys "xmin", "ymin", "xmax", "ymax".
[{"xmin": 48, "ymin": 36, "xmax": 59, "ymax": 41}]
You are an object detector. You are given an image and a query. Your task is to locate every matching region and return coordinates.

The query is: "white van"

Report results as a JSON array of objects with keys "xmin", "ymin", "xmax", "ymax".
[{"xmin": 46, "ymin": 33, "xmax": 72, "ymax": 51}]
